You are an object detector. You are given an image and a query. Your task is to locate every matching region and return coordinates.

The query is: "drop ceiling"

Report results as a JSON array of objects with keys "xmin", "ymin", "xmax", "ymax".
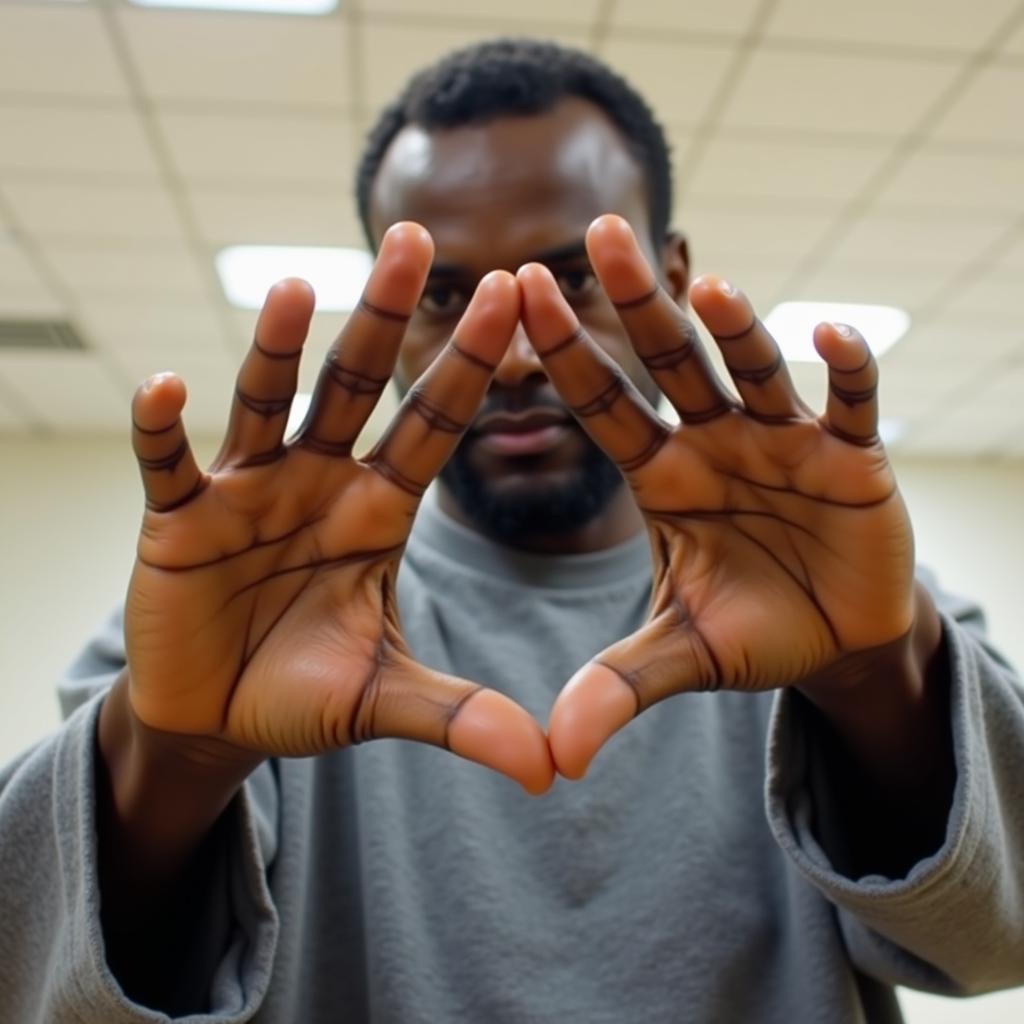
[{"xmin": 0, "ymin": 0, "xmax": 1022, "ymax": 458}]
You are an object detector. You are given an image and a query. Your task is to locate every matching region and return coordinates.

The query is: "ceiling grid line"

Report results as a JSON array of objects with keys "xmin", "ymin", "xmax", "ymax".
[
  {"xmin": 586, "ymin": 0, "xmax": 616, "ymax": 55},
  {"xmin": 672, "ymin": 0, "xmax": 781, "ymax": 207},
  {"xmin": 95, "ymin": 0, "xmax": 248, "ymax": 361}
]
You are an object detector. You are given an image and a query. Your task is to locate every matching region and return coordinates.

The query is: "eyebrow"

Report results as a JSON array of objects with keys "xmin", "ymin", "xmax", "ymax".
[{"xmin": 426, "ymin": 239, "xmax": 590, "ymax": 279}]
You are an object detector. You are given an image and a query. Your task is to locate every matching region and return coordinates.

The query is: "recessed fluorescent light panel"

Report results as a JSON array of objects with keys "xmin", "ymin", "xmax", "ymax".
[
  {"xmin": 129, "ymin": 0, "xmax": 337, "ymax": 14},
  {"xmin": 763, "ymin": 302, "xmax": 910, "ymax": 363},
  {"xmin": 216, "ymin": 246, "xmax": 373, "ymax": 312}
]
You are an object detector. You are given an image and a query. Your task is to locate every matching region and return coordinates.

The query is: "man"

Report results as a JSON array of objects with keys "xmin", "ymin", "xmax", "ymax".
[{"xmin": 1, "ymin": 38, "xmax": 1022, "ymax": 1023}]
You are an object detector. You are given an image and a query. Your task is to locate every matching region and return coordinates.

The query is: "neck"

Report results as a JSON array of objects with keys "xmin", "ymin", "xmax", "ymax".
[{"xmin": 436, "ymin": 481, "xmax": 645, "ymax": 554}]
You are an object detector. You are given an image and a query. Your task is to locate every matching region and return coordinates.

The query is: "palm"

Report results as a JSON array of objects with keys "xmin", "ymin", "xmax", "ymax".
[
  {"xmin": 518, "ymin": 214, "xmax": 915, "ymax": 778},
  {"xmin": 125, "ymin": 224, "xmax": 552, "ymax": 792},
  {"xmin": 639, "ymin": 420, "xmax": 912, "ymax": 694},
  {"xmin": 128, "ymin": 455, "xmax": 411, "ymax": 756}
]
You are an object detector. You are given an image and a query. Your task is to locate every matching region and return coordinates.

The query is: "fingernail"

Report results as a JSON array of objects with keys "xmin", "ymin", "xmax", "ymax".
[
  {"xmin": 719, "ymin": 278, "xmax": 736, "ymax": 296},
  {"xmin": 835, "ymin": 323, "xmax": 855, "ymax": 338}
]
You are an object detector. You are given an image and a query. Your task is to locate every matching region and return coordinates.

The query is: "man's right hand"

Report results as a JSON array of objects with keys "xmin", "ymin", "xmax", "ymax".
[{"xmin": 118, "ymin": 222, "xmax": 553, "ymax": 796}]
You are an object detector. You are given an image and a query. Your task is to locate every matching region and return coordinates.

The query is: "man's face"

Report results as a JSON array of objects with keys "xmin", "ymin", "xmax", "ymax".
[{"xmin": 368, "ymin": 97, "xmax": 672, "ymax": 542}]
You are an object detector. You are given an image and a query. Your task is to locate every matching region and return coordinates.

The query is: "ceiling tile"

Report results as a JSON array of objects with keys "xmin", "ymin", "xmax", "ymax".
[
  {"xmin": 362, "ymin": 0, "xmax": 602, "ymax": 25},
  {"xmin": 929, "ymin": 65, "xmax": 1024, "ymax": 148},
  {"xmin": 938, "ymin": 273, "xmax": 1020, "ymax": 319},
  {"xmin": 158, "ymin": 109, "xmax": 357, "ymax": 187},
  {"xmin": 0, "ymin": 238, "xmax": 50, "ymax": 291},
  {"xmin": 0, "ymin": 391, "xmax": 30, "ymax": 433},
  {"xmin": 677, "ymin": 203, "xmax": 834, "ymax": 261},
  {"xmin": 0, "ymin": 4, "xmax": 128, "ymax": 100},
  {"xmin": 607, "ymin": 0, "xmax": 764, "ymax": 36},
  {"xmin": 684, "ymin": 137, "xmax": 892, "ymax": 204},
  {"xmin": 991, "ymin": 234, "xmax": 1024, "ymax": 273},
  {"xmin": 189, "ymin": 186, "xmax": 363, "ymax": 247},
  {"xmin": 871, "ymin": 146, "xmax": 1024, "ymax": 214},
  {"xmin": 361, "ymin": 24, "xmax": 588, "ymax": 113},
  {"xmin": 719, "ymin": 50, "xmax": 958, "ymax": 137},
  {"xmin": 75, "ymin": 299, "xmax": 232, "ymax": 360},
  {"xmin": 897, "ymin": 397, "xmax": 1024, "ymax": 455},
  {"xmin": 0, "ymin": 238, "xmax": 65, "ymax": 316},
  {"xmin": 118, "ymin": 7, "xmax": 351, "ymax": 110},
  {"xmin": 41, "ymin": 239, "xmax": 209, "ymax": 302},
  {"xmin": 0, "ymin": 104, "xmax": 161, "ymax": 180},
  {"xmin": 823, "ymin": 212, "xmax": 1009, "ymax": 270},
  {"xmin": 1002, "ymin": 18, "xmax": 1024, "ymax": 55},
  {"xmin": 0, "ymin": 352, "xmax": 129, "ymax": 431},
  {"xmin": 765, "ymin": 0, "xmax": 1020, "ymax": 52},
  {"xmin": 788, "ymin": 264, "xmax": 949, "ymax": 313},
  {"xmin": 600, "ymin": 38, "xmax": 737, "ymax": 130},
  {"xmin": 3, "ymin": 181, "xmax": 186, "ymax": 242}
]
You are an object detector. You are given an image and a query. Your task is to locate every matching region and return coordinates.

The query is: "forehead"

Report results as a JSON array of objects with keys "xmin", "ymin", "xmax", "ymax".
[{"xmin": 368, "ymin": 97, "xmax": 650, "ymax": 267}]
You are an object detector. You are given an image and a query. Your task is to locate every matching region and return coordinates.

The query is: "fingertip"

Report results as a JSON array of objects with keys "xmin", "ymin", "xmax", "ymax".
[
  {"xmin": 447, "ymin": 688, "xmax": 556, "ymax": 796},
  {"xmin": 813, "ymin": 321, "xmax": 872, "ymax": 370},
  {"xmin": 133, "ymin": 372, "xmax": 185, "ymax": 429},
  {"xmin": 267, "ymin": 276, "xmax": 316, "ymax": 306},
  {"xmin": 478, "ymin": 267, "xmax": 520, "ymax": 300},
  {"xmin": 547, "ymin": 664, "xmax": 636, "ymax": 781},
  {"xmin": 688, "ymin": 274, "xmax": 735, "ymax": 303},
  {"xmin": 689, "ymin": 275, "xmax": 751, "ymax": 335},
  {"xmin": 515, "ymin": 261, "xmax": 555, "ymax": 288},
  {"xmin": 586, "ymin": 213, "xmax": 634, "ymax": 247},
  {"xmin": 381, "ymin": 220, "xmax": 435, "ymax": 261},
  {"xmin": 369, "ymin": 223, "xmax": 435, "ymax": 313}
]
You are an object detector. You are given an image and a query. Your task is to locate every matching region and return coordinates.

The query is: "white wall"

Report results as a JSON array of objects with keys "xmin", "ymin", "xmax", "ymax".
[{"xmin": 0, "ymin": 436, "xmax": 1021, "ymax": 1020}]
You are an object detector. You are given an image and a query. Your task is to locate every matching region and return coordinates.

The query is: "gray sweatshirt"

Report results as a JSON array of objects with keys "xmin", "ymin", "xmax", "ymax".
[{"xmin": 2, "ymin": 492, "xmax": 1023, "ymax": 1023}]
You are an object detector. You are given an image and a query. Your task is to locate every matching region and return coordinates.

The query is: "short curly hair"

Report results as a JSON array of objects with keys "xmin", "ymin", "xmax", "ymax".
[{"xmin": 355, "ymin": 38, "xmax": 673, "ymax": 250}]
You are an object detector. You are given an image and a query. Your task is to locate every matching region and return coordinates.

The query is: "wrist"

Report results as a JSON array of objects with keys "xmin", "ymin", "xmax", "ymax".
[
  {"xmin": 796, "ymin": 582, "xmax": 949, "ymax": 795},
  {"xmin": 97, "ymin": 671, "xmax": 263, "ymax": 907}
]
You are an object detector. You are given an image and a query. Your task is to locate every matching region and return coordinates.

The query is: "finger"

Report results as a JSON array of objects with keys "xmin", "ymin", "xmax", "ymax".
[
  {"xmin": 216, "ymin": 277, "xmax": 315, "ymax": 469},
  {"xmin": 585, "ymin": 215, "xmax": 735, "ymax": 426},
  {"xmin": 814, "ymin": 321, "xmax": 880, "ymax": 446},
  {"xmin": 517, "ymin": 261, "xmax": 670, "ymax": 475},
  {"xmin": 356, "ymin": 661, "xmax": 555, "ymax": 795},
  {"xmin": 366, "ymin": 269, "xmax": 520, "ymax": 500},
  {"xmin": 689, "ymin": 274, "xmax": 808, "ymax": 424},
  {"xmin": 131, "ymin": 373, "xmax": 206, "ymax": 514},
  {"xmin": 295, "ymin": 222, "xmax": 433, "ymax": 458},
  {"xmin": 548, "ymin": 608, "xmax": 717, "ymax": 780}
]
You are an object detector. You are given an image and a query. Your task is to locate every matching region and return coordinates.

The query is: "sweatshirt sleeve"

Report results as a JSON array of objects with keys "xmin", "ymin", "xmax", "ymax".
[
  {"xmin": 0, "ymin": 611, "xmax": 281, "ymax": 1023},
  {"xmin": 765, "ymin": 572, "xmax": 1024, "ymax": 996}
]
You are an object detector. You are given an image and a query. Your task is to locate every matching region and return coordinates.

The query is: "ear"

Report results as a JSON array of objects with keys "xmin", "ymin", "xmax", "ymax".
[{"xmin": 660, "ymin": 231, "xmax": 689, "ymax": 305}]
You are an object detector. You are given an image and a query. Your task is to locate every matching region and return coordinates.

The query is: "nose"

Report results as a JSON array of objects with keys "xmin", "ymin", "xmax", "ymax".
[{"xmin": 492, "ymin": 320, "xmax": 546, "ymax": 388}]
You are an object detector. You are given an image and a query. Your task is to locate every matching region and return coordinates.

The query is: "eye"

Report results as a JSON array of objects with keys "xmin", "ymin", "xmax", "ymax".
[
  {"xmin": 555, "ymin": 267, "xmax": 598, "ymax": 303},
  {"xmin": 417, "ymin": 283, "xmax": 468, "ymax": 318}
]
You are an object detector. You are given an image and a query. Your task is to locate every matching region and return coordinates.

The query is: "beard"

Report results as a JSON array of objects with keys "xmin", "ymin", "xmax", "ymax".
[{"xmin": 438, "ymin": 425, "xmax": 625, "ymax": 544}]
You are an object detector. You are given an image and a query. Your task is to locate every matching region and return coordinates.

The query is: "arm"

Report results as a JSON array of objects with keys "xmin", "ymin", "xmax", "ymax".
[
  {"xmin": 516, "ymin": 214, "xmax": 1024, "ymax": 994},
  {"xmin": 1, "ymin": 225, "xmax": 552, "ymax": 1021},
  {"xmin": 767, "ymin": 584, "xmax": 1024, "ymax": 994},
  {"xmin": 95, "ymin": 671, "xmax": 263, "ymax": 1012}
]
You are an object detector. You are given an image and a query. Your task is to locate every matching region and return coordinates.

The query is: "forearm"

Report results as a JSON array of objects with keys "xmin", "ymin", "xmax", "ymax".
[
  {"xmin": 96, "ymin": 670, "xmax": 264, "ymax": 1009},
  {"xmin": 796, "ymin": 582, "xmax": 955, "ymax": 876}
]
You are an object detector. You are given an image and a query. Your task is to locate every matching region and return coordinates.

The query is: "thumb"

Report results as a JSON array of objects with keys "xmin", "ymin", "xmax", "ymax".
[
  {"xmin": 548, "ymin": 611, "xmax": 718, "ymax": 780},
  {"xmin": 365, "ymin": 657, "xmax": 555, "ymax": 796}
]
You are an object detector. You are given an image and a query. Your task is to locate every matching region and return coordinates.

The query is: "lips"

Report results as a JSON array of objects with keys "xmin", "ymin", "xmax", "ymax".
[{"xmin": 472, "ymin": 408, "xmax": 575, "ymax": 457}]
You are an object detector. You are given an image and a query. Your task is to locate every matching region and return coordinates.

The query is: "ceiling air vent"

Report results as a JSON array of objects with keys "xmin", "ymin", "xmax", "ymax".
[{"xmin": 0, "ymin": 319, "xmax": 87, "ymax": 351}]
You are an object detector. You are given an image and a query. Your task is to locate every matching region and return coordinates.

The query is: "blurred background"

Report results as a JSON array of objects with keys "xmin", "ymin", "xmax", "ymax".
[{"xmin": 0, "ymin": 1, "xmax": 1021, "ymax": 1018}]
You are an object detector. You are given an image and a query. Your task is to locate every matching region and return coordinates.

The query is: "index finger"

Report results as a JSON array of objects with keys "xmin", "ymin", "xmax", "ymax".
[
  {"xmin": 365, "ymin": 270, "xmax": 521, "ymax": 502},
  {"xmin": 516, "ymin": 262, "xmax": 670, "ymax": 475}
]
